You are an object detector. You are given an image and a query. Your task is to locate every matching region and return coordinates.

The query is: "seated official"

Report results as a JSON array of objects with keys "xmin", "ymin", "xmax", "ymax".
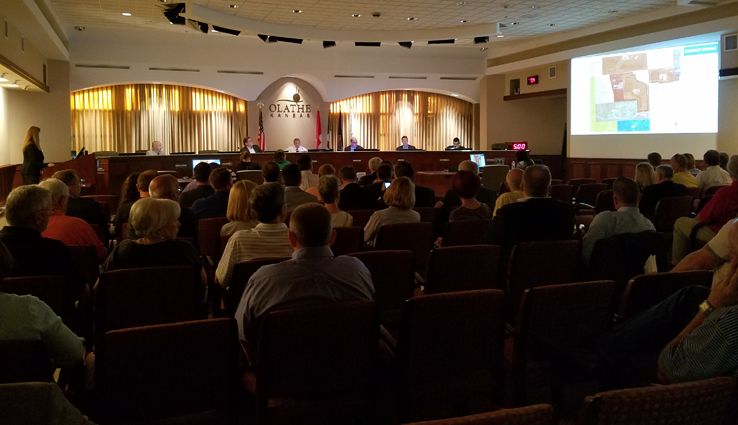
[
  {"xmin": 670, "ymin": 153, "xmax": 698, "ymax": 188},
  {"xmin": 221, "ymin": 180, "xmax": 259, "ymax": 237},
  {"xmin": 192, "ymin": 168, "xmax": 232, "ymax": 219},
  {"xmin": 146, "ymin": 174, "xmax": 199, "ymax": 239},
  {"xmin": 338, "ymin": 166, "xmax": 378, "ymax": 211},
  {"xmin": 364, "ymin": 177, "xmax": 421, "ymax": 247},
  {"xmin": 180, "ymin": 162, "xmax": 215, "ymax": 209},
  {"xmin": 262, "ymin": 160, "xmax": 281, "ymax": 183},
  {"xmin": 639, "ymin": 165, "xmax": 687, "ymax": 217},
  {"xmin": 216, "ymin": 183, "xmax": 294, "ymax": 289},
  {"xmin": 52, "ymin": 169, "xmax": 107, "ymax": 230},
  {"xmin": 38, "ymin": 179, "xmax": 107, "ymax": 261},
  {"xmin": 297, "ymin": 154, "xmax": 319, "ymax": 191},
  {"xmin": 396, "ymin": 136, "xmax": 417, "ymax": 151},
  {"xmin": 438, "ymin": 160, "xmax": 496, "ymax": 214},
  {"xmin": 445, "ymin": 137, "xmax": 465, "ymax": 150},
  {"xmin": 344, "ymin": 137, "xmax": 364, "ymax": 152},
  {"xmin": 448, "ymin": 170, "xmax": 493, "ymax": 222},
  {"xmin": 673, "ymin": 155, "xmax": 738, "ymax": 265},
  {"xmin": 146, "ymin": 140, "xmax": 163, "ymax": 156},
  {"xmin": 635, "ymin": 162, "xmax": 656, "ymax": 192},
  {"xmin": 113, "ymin": 170, "xmax": 157, "ymax": 234},
  {"xmin": 235, "ymin": 203, "xmax": 374, "ymax": 347},
  {"xmin": 358, "ymin": 157, "xmax": 382, "ymax": 186},
  {"xmin": 242, "ymin": 136, "xmax": 262, "ymax": 153},
  {"xmin": 364, "ymin": 163, "xmax": 394, "ymax": 202},
  {"xmin": 389, "ymin": 161, "xmax": 435, "ymax": 208},
  {"xmin": 696, "ymin": 149, "xmax": 731, "ymax": 191},
  {"xmin": 493, "ymin": 168, "xmax": 524, "ymax": 216},
  {"xmin": 306, "ymin": 164, "xmax": 335, "ymax": 200},
  {"xmin": 482, "ymin": 165, "xmax": 575, "ymax": 255},
  {"xmin": 282, "ymin": 164, "xmax": 318, "ymax": 213},
  {"xmin": 581, "ymin": 177, "xmax": 656, "ymax": 265},
  {"xmin": 273, "ymin": 149, "xmax": 290, "ymax": 169},
  {"xmin": 103, "ymin": 197, "xmax": 206, "ymax": 287},
  {"xmin": 285, "ymin": 138, "xmax": 308, "ymax": 153},
  {"xmin": 319, "ymin": 175, "xmax": 353, "ymax": 227},
  {"xmin": 237, "ymin": 150, "xmax": 261, "ymax": 171},
  {"xmin": 0, "ymin": 185, "xmax": 85, "ymax": 301}
]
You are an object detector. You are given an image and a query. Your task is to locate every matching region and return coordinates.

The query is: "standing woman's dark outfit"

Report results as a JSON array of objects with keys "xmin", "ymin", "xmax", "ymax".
[{"xmin": 21, "ymin": 143, "xmax": 46, "ymax": 185}]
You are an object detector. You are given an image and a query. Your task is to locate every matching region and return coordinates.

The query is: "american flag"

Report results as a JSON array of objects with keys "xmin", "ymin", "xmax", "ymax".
[{"xmin": 258, "ymin": 106, "xmax": 266, "ymax": 151}]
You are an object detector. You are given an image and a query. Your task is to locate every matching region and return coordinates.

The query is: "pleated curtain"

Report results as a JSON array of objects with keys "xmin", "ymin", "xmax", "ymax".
[
  {"xmin": 71, "ymin": 84, "xmax": 248, "ymax": 154},
  {"xmin": 328, "ymin": 90, "xmax": 474, "ymax": 151}
]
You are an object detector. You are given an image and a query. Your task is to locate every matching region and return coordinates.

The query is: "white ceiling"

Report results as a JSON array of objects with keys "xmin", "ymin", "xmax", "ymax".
[{"xmin": 49, "ymin": 0, "xmax": 686, "ymax": 45}]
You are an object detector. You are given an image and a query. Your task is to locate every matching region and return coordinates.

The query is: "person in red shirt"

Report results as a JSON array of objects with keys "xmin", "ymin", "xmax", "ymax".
[{"xmin": 39, "ymin": 178, "xmax": 108, "ymax": 261}]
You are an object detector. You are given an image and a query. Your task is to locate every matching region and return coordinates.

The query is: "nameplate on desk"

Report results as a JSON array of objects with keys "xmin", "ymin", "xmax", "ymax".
[
  {"xmin": 440, "ymin": 158, "xmax": 449, "ymax": 162},
  {"xmin": 398, "ymin": 158, "xmax": 405, "ymax": 162},
  {"xmin": 175, "ymin": 163, "xmax": 188, "ymax": 169},
  {"xmin": 352, "ymin": 159, "xmax": 362, "ymax": 162}
]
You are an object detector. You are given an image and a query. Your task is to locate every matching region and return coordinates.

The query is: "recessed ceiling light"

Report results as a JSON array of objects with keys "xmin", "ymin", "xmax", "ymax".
[
  {"xmin": 351, "ymin": 13, "xmax": 361, "ymax": 17},
  {"xmin": 480, "ymin": 47, "xmax": 488, "ymax": 51},
  {"xmin": 11, "ymin": 80, "xmax": 19, "ymax": 86},
  {"xmin": 121, "ymin": 12, "xmax": 132, "ymax": 16},
  {"xmin": 407, "ymin": 17, "xmax": 417, "ymax": 21},
  {"xmin": 510, "ymin": 22, "xmax": 519, "ymax": 26},
  {"xmin": 169, "ymin": 22, "xmax": 173, "ymax": 24},
  {"xmin": 228, "ymin": 4, "xmax": 238, "ymax": 8},
  {"xmin": 451, "ymin": 94, "xmax": 459, "ymax": 97},
  {"xmin": 548, "ymin": 23, "xmax": 555, "ymax": 26},
  {"xmin": 74, "ymin": 26, "xmax": 85, "ymax": 31},
  {"xmin": 211, "ymin": 29, "xmax": 218, "ymax": 32},
  {"xmin": 530, "ymin": 5, "xmax": 539, "ymax": 8},
  {"xmin": 457, "ymin": 1, "xmax": 467, "ymax": 4},
  {"xmin": 497, "ymin": 34, "xmax": 504, "ymax": 38},
  {"xmin": 292, "ymin": 9, "xmax": 302, "ymax": 13},
  {"xmin": 460, "ymin": 20, "xmax": 468, "ymax": 23},
  {"xmin": 158, "ymin": 0, "xmax": 167, "ymax": 2}
]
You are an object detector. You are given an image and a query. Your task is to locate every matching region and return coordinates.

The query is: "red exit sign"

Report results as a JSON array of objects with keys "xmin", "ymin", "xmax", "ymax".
[
  {"xmin": 527, "ymin": 76, "xmax": 539, "ymax": 85},
  {"xmin": 508, "ymin": 142, "xmax": 528, "ymax": 150}
]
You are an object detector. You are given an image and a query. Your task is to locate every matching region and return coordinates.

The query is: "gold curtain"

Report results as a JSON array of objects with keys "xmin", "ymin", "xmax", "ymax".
[
  {"xmin": 71, "ymin": 84, "xmax": 247, "ymax": 154},
  {"xmin": 328, "ymin": 90, "xmax": 474, "ymax": 151}
]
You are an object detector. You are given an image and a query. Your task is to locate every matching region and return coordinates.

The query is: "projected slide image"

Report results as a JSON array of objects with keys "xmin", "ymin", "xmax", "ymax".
[{"xmin": 571, "ymin": 42, "xmax": 718, "ymax": 135}]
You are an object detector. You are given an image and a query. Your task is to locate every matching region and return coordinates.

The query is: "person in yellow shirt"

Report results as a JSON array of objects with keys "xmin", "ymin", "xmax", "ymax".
[
  {"xmin": 493, "ymin": 168, "xmax": 525, "ymax": 216},
  {"xmin": 670, "ymin": 153, "xmax": 698, "ymax": 188}
]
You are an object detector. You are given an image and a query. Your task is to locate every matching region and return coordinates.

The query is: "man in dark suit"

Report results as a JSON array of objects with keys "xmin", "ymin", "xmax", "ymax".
[
  {"xmin": 392, "ymin": 161, "xmax": 435, "ymax": 208},
  {"xmin": 438, "ymin": 160, "xmax": 496, "ymax": 210},
  {"xmin": 482, "ymin": 164, "xmax": 575, "ymax": 255},
  {"xmin": 640, "ymin": 164, "xmax": 687, "ymax": 217},
  {"xmin": 396, "ymin": 136, "xmax": 417, "ymax": 151},
  {"xmin": 344, "ymin": 137, "xmax": 365, "ymax": 152},
  {"xmin": 358, "ymin": 157, "xmax": 382, "ymax": 186},
  {"xmin": 337, "ymin": 166, "xmax": 378, "ymax": 211},
  {"xmin": 243, "ymin": 136, "xmax": 262, "ymax": 153}
]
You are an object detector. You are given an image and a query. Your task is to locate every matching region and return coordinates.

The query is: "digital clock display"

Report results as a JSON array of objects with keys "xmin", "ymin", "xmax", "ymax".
[
  {"xmin": 511, "ymin": 142, "xmax": 527, "ymax": 150},
  {"xmin": 527, "ymin": 76, "xmax": 539, "ymax": 85}
]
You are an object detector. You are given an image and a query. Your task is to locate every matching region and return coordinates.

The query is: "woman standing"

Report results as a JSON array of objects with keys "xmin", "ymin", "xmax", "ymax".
[{"xmin": 21, "ymin": 126, "xmax": 47, "ymax": 185}]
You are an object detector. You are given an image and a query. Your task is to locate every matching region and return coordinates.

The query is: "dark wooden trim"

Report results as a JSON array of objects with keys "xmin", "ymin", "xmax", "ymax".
[
  {"xmin": 0, "ymin": 53, "xmax": 49, "ymax": 92},
  {"xmin": 503, "ymin": 89, "xmax": 567, "ymax": 101}
]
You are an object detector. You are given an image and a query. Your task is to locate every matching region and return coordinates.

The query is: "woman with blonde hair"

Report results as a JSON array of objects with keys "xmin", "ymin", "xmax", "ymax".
[
  {"xmin": 363, "ymin": 176, "xmax": 420, "ymax": 247},
  {"xmin": 221, "ymin": 180, "xmax": 259, "ymax": 237},
  {"xmin": 634, "ymin": 162, "xmax": 656, "ymax": 191},
  {"xmin": 21, "ymin": 126, "xmax": 49, "ymax": 185}
]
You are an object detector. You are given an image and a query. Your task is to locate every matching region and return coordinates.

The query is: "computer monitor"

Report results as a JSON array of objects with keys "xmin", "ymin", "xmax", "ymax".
[
  {"xmin": 192, "ymin": 159, "xmax": 221, "ymax": 169},
  {"xmin": 470, "ymin": 153, "xmax": 486, "ymax": 168}
]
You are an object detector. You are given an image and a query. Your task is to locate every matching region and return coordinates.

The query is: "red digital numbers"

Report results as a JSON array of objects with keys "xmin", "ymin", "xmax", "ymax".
[
  {"xmin": 527, "ymin": 76, "xmax": 538, "ymax": 85},
  {"xmin": 512, "ymin": 143, "xmax": 527, "ymax": 150}
]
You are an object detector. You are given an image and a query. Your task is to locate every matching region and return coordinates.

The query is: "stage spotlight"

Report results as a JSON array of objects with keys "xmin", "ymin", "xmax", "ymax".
[
  {"xmin": 398, "ymin": 41, "xmax": 413, "ymax": 49},
  {"xmin": 355, "ymin": 42, "xmax": 381, "ymax": 47},
  {"xmin": 474, "ymin": 36, "xmax": 489, "ymax": 44},
  {"xmin": 212, "ymin": 26, "xmax": 240, "ymax": 36},
  {"xmin": 323, "ymin": 41, "xmax": 336, "ymax": 48},
  {"xmin": 428, "ymin": 39, "xmax": 455, "ymax": 45}
]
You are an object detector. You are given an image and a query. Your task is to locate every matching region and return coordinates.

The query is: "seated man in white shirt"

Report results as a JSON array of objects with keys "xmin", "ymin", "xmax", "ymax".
[
  {"xmin": 216, "ymin": 183, "xmax": 295, "ymax": 289},
  {"xmin": 297, "ymin": 154, "xmax": 319, "ymax": 191},
  {"xmin": 696, "ymin": 149, "xmax": 732, "ymax": 191},
  {"xmin": 582, "ymin": 176, "xmax": 656, "ymax": 264},
  {"xmin": 235, "ymin": 203, "xmax": 374, "ymax": 346},
  {"xmin": 146, "ymin": 140, "xmax": 163, "ymax": 156},
  {"xmin": 285, "ymin": 137, "xmax": 308, "ymax": 153}
]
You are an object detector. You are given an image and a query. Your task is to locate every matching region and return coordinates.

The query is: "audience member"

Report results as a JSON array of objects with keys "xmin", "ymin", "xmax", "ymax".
[
  {"xmin": 282, "ymin": 164, "xmax": 318, "ymax": 213},
  {"xmin": 670, "ymin": 154, "xmax": 698, "ymax": 188},
  {"xmin": 51, "ymin": 169, "xmax": 107, "ymax": 229},
  {"xmin": 297, "ymin": 154, "xmax": 319, "ymax": 191},
  {"xmin": 720, "ymin": 151, "xmax": 729, "ymax": 170},
  {"xmin": 515, "ymin": 150, "xmax": 534, "ymax": 169},
  {"xmin": 103, "ymin": 197, "xmax": 206, "ymax": 287},
  {"xmin": 179, "ymin": 162, "xmax": 215, "ymax": 208},
  {"xmin": 358, "ymin": 157, "xmax": 382, "ymax": 186},
  {"xmin": 364, "ymin": 177, "xmax": 420, "ymax": 247},
  {"xmin": 237, "ymin": 150, "xmax": 261, "ymax": 171},
  {"xmin": 684, "ymin": 153, "xmax": 701, "ymax": 177},
  {"xmin": 216, "ymin": 183, "xmax": 294, "ymax": 289},
  {"xmin": 448, "ymin": 170, "xmax": 493, "ymax": 222},
  {"xmin": 337, "ymin": 166, "xmax": 378, "ymax": 211},
  {"xmin": 148, "ymin": 174, "xmax": 199, "ymax": 238},
  {"xmin": 118, "ymin": 172, "xmax": 140, "ymax": 206},
  {"xmin": 113, "ymin": 170, "xmax": 157, "ymax": 234},
  {"xmin": 319, "ymin": 175, "xmax": 353, "ymax": 227},
  {"xmin": 306, "ymin": 163, "xmax": 335, "ymax": 200},
  {"xmin": 262, "ymin": 160, "xmax": 281, "ymax": 183},
  {"xmin": 581, "ymin": 177, "xmax": 656, "ymax": 264},
  {"xmin": 493, "ymin": 168, "xmax": 524, "ymax": 216},
  {"xmin": 639, "ymin": 164, "xmax": 687, "ymax": 217},
  {"xmin": 696, "ymin": 149, "xmax": 731, "ymax": 191},
  {"xmin": 0, "ymin": 185, "xmax": 84, "ymax": 300},
  {"xmin": 364, "ymin": 163, "xmax": 394, "ymax": 201},
  {"xmin": 648, "ymin": 152, "xmax": 662, "ymax": 169},
  {"xmin": 392, "ymin": 161, "xmax": 435, "ymax": 207},
  {"xmin": 191, "ymin": 168, "xmax": 232, "ymax": 219},
  {"xmin": 221, "ymin": 180, "xmax": 259, "ymax": 237},
  {"xmin": 673, "ymin": 155, "xmax": 738, "ymax": 264},
  {"xmin": 235, "ymin": 203, "xmax": 374, "ymax": 346},
  {"xmin": 672, "ymin": 217, "xmax": 737, "ymax": 287},
  {"xmin": 38, "ymin": 179, "xmax": 107, "ymax": 261},
  {"xmin": 634, "ymin": 162, "xmax": 655, "ymax": 191},
  {"xmin": 439, "ymin": 160, "xmax": 497, "ymax": 213},
  {"xmin": 273, "ymin": 149, "xmax": 290, "ymax": 169},
  {"xmin": 482, "ymin": 165, "xmax": 575, "ymax": 255}
]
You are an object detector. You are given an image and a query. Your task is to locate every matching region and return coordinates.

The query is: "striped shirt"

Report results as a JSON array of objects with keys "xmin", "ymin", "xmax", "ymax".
[
  {"xmin": 216, "ymin": 223, "xmax": 294, "ymax": 288},
  {"xmin": 659, "ymin": 305, "xmax": 738, "ymax": 383}
]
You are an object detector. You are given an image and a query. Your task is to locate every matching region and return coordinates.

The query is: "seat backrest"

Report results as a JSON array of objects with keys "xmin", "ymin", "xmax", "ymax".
[
  {"xmin": 578, "ymin": 377, "xmax": 735, "ymax": 425},
  {"xmin": 376, "ymin": 222, "xmax": 434, "ymax": 274},
  {"xmin": 550, "ymin": 179, "xmax": 563, "ymax": 186},
  {"xmin": 704, "ymin": 184, "xmax": 728, "ymax": 196},
  {"xmin": 653, "ymin": 196, "xmax": 693, "ymax": 232},
  {"xmin": 601, "ymin": 178, "xmax": 617, "ymax": 190},
  {"xmin": 413, "ymin": 207, "xmax": 437, "ymax": 224},
  {"xmin": 198, "ymin": 217, "xmax": 228, "ymax": 260},
  {"xmin": 99, "ymin": 319, "xmax": 239, "ymax": 424},
  {"xmin": 236, "ymin": 170, "xmax": 264, "ymax": 184},
  {"xmin": 0, "ymin": 340, "xmax": 54, "ymax": 384},
  {"xmin": 226, "ymin": 258, "xmax": 291, "ymax": 317},
  {"xmin": 82, "ymin": 194, "xmax": 119, "ymax": 215},
  {"xmin": 567, "ymin": 178, "xmax": 596, "ymax": 198},
  {"xmin": 95, "ymin": 266, "xmax": 199, "ymax": 337},
  {"xmin": 550, "ymin": 185, "xmax": 573, "ymax": 204},
  {"xmin": 508, "ymin": 240, "xmax": 581, "ymax": 307},
  {"xmin": 685, "ymin": 186, "xmax": 702, "ymax": 200},
  {"xmin": 349, "ymin": 209, "xmax": 377, "ymax": 229},
  {"xmin": 576, "ymin": 184, "xmax": 607, "ymax": 206},
  {"xmin": 403, "ymin": 404, "xmax": 554, "ymax": 425},
  {"xmin": 442, "ymin": 219, "xmax": 492, "ymax": 247},
  {"xmin": 257, "ymin": 301, "xmax": 376, "ymax": 399},
  {"xmin": 67, "ymin": 244, "xmax": 101, "ymax": 290},
  {"xmin": 88, "ymin": 223, "xmax": 107, "ymax": 244},
  {"xmin": 481, "ymin": 165, "xmax": 509, "ymax": 192},
  {"xmin": 619, "ymin": 270, "xmax": 713, "ymax": 320},
  {"xmin": 331, "ymin": 226, "xmax": 363, "ymax": 256},
  {"xmin": 425, "ymin": 245, "xmax": 501, "ymax": 294},
  {"xmin": 0, "ymin": 275, "xmax": 75, "ymax": 326},
  {"xmin": 398, "ymin": 290, "xmax": 505, "ymax": 387},
  {"xmin": 594, "ymin": 190, "xmax": 615, "ymax": 214}
]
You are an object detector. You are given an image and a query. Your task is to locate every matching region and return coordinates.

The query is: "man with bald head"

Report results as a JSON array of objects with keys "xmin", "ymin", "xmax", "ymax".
[
  {"xmin": 493, "ymin": 168, "xmax": 524, "ymax": 216},
  {"xmin": 135, "ymin": 174, "xmax": 199, "ymax": 239},
  {"xmin": 437, "ymin": 160, "xmax": 497, "ymax": 213}
]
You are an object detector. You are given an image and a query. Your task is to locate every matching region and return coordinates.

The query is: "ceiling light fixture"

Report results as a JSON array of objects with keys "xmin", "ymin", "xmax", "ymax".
[
  {"xmin": 548, "ymin": 23, "xmax": 555, "ymax": 26},
  {"xmin": 75, "ymin": 26, "xmax": 85, "ymax": 31},
  {"xmin": 323, "ymin": 41, "xmax": 336, "ymax": 48},
  {"xmin": 158, "ymin": 0, "xmax": 167, "ymax": 2},
  {"xmin": 451, "ymin": 94, "xmax": 459, "ymax": 97},
  {"xmin": 228, "ymin": 4, "xmax": 238, "ymax": 8},
  {"xmin": 480, "ymin": 47, "xmax": 489, "ymax": 51},
  {"xmin": 292, "ymin": 9, "xmax": 302, "ymax": 13},
  {"xmin": 122, "ymin": 12, "xmax": 132, "ymax": 16},
  {"xmin": 460, "ymin": 20, "xmax": 468, "ymax": 23},
  {"xmin": 0, "ymin": 73, "xmax": 7, "ymax": 82},
  {"xmin": 510, "ymin": 22, "xmax": 518, "ymax": 25},
  {"xmin": 351, "ymin": 14, "xmax": 361, "ymax": 17},
  {"xmin": 407, "ymin": 17, "xmax": 417, "ymax": 21},
  {"xmin": 11, "ymin": 80, "xmax": 19, "ymax": 86},
  {"xmin": 457, "ymin": 1, "xmax": 467, "ymax": 4},
  {"xmin": 153, "ymin": 82, "xmax": 161, "ymax": 84},
  {"xmin": 530, "ymin": 5, "xmax": 539, "ymax": 8},
  {"xmin": 497, "ymin": 34, "xmax": 504, "ymax": 38},
  {"xmin": 212, "ymin": 29, "xmax": 218, "ymax": 33}
]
